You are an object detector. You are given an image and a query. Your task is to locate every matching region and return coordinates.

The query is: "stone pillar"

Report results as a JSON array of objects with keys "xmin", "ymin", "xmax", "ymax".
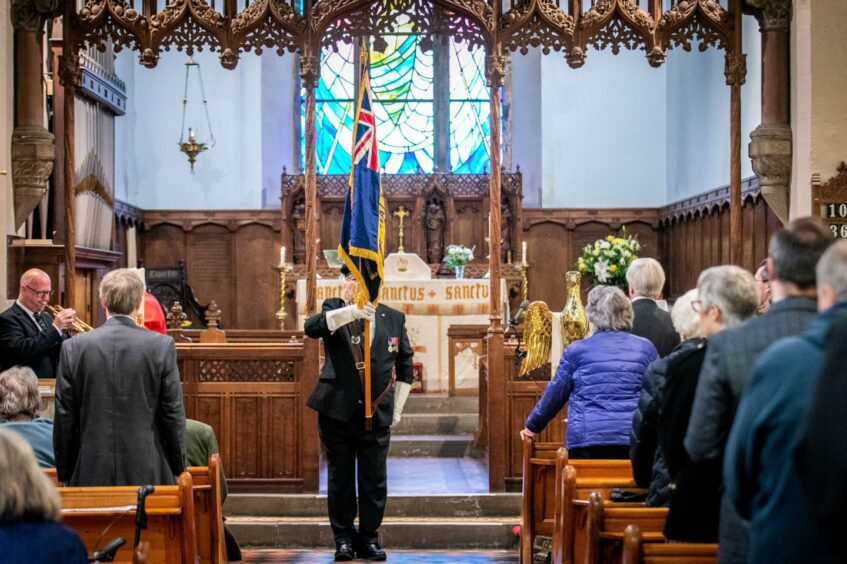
[
  {"xmin": 748, "ymin": 0, "xmax": 793, "ymax": 224},
  {"xmin": 10, "ymin": 0, "xmax": 58, "ymax": 230}
]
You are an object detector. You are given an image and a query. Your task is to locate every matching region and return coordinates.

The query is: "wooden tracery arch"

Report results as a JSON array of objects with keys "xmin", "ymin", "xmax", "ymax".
[{"xmin": 38, "ymin": 0, "xmax": 790, "ymax": 490}]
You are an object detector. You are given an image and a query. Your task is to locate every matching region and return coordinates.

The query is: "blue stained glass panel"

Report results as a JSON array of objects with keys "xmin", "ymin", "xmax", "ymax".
[
  {"xmin": 449, "ymin": 40, "xmax": 487, "ymax": 101},
  {"xmin": 450, "ymin": 101, "xmax": 490, "ymax": 174}
]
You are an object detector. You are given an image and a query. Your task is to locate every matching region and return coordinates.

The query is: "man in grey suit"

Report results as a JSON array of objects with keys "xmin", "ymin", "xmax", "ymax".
[
  {"xmin": 684, "ymin": 216, "xmax": 832, "ymax": 563},
  {"xmin": 54, "ymin": 269, "xmax": 186, "ymax": 486}
]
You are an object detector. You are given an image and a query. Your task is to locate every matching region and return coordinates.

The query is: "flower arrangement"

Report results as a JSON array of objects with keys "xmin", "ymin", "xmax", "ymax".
[
  {"xmin": 442, "ymin": 244, "xmax": 475, "ymax": 271},
  {"xmin": 576, "ymin": 230, "xmax": 640, "ymax": 287}
]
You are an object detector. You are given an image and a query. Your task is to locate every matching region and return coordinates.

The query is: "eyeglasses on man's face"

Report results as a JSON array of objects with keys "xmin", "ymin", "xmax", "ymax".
[
  {"xmin": 690, "ymin": 300, "xmax": 715, "ymax": 314},
  {"xmin": 25, "ymin": 285, "xmax": 53, "ymax": 300}
]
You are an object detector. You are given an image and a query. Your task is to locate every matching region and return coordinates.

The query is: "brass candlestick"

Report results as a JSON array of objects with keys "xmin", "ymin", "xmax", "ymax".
[
  {"xmin": 275, "ymin": 262, "xmax": 293, "ymax": 330},
  {"xmin": 393, "ymin": 205, "xmax": 409, "ymax": 253},
  {"xmin": 516, "ymin": 261, "xmax": 530, "ymax": 302}
]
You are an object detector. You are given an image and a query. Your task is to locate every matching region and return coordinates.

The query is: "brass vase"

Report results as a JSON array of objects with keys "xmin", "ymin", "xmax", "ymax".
[{"xmin": 561, "ymin": 271, "xmax": 589, "ymax": 346}]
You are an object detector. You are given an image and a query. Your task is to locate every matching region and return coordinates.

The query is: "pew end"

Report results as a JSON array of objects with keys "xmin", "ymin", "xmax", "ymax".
[
  {"xmin": 59, "ymin": 472, "xmax": 198, "ymax": 564},
  {"xmin": 188, "ymin": 453, "xmax": 228, "ymax": 564},
  {"xmin": 622, "ymin": 525, "xmax": 718, "ymax": 564}
]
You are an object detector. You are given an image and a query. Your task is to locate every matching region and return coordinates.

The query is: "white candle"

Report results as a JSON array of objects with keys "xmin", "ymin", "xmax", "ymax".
[
  {"xmin": 280, "ymin": 246, "xmax": 286, "ymax": 264},
  {"xmin": 522, "ymin": 241, "xmax": 527, "ymax": 264}
]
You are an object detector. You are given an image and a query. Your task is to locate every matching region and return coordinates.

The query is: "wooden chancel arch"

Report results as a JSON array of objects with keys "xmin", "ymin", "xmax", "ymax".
[{"xmin": 58, "ymin": 0, "xmax": 778, "ymax": 491}]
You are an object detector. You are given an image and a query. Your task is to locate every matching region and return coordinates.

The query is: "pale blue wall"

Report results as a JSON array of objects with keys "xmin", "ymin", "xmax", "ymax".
[
  {"xmin": 115, "ymin": 50, "xmax": 296, "ymax": 209},
  {"xmin": 539, "ymin": 50, "xmax": 668, "ymax": 208},
  {"xmin": 665, "ymin": 15, "xmax": 762, "ymax": 203}
]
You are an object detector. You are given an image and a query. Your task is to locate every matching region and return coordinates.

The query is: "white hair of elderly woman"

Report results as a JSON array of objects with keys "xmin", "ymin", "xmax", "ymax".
[
  {"xmin": 0, "ymin": 428, "xmax": 61, "ymax": 521},
  {"xmin": 671, "ymin": 289, "xmax": 702, "ymax": 340},
  {"xmin": 0, "ymin": 366, "xmax": 41, "ymax": 422},
  {"xmin": 697, "ymin": 265, "xmax": 759, "ymax": 328},
  {"xmin": 585, "ymin": 285, "xmax": 634, "ymax": 333}
]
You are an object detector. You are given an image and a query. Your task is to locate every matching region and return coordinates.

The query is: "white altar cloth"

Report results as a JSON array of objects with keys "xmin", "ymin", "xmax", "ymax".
[{"xmin": 296, "ymin": 278, "xmax": 506, "ymax": 392}]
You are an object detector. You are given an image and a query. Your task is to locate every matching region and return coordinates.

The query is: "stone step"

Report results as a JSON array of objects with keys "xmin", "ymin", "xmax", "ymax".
[
  {"xmin": 403, "ymin": 394, "xmax": 479, "ymax": 415},
  {"xmin": 393, "ymin": 412, "xmax": 478, "ymax": 435},
  {"xmin": 225, "ymin": 493, "xmax": 521, "ymax": 518},
  {"xmin": 388, "ymin": 434, "xmax": 475, "ymax": 457},
  {"xmin": 227, "ymin": 517, "xmax": 520, "ymax": 550}
]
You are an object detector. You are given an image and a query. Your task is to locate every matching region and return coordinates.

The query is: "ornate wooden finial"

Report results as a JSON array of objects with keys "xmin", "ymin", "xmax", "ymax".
[
  {"xmin": 837, "ymin": 162, "xmax": 847, "ymax": 176},
  {"xmin": 166, "ymin": 301, "xmax": 187, "ymax": 329},
  {"xmin": 205, "ymin": 300, "xmax": 222, "ymax": 328}
]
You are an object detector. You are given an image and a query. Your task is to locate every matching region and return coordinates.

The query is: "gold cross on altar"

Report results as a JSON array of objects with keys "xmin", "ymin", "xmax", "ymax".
[{"xmin": 393, "ymin": 206, "xmax": 410, "ymax": 253}]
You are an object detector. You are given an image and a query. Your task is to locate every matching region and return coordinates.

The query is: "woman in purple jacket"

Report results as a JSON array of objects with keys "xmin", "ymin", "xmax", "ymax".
[{"xmin": 521, "ymin": 285, "xmax": 659, "ymax": 459}]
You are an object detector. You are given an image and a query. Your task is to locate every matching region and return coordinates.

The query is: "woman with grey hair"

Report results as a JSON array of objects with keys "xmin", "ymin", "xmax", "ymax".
[
  {"xmin": 521, "ymin": 286, "xmax": 658, "ymax": 459},
  {"xmin": 0, "ymin": 428, "xmax": 88, "ymax": 562},
  {"xmin": 0, "ymin": 366, "xmax": 55, "ymax": 467},
  {"xmin": 630, "ymin": 289, "xmax": 704, "ymax": 507},
  {"xmin": 656, "ymin": 267, "xmax": 758, "ymax": 542}
]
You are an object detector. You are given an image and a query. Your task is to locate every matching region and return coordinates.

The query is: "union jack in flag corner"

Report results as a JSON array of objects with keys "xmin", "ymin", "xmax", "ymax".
[{"xmin": 338, "ymin": 40, "xmax": 386, "ymax": 306}]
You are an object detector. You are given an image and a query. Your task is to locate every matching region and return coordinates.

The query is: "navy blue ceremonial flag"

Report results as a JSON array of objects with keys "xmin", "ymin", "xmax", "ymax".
[{"xmin": 338, "ymin": 45, "xmax": 385, "ymax": 306}]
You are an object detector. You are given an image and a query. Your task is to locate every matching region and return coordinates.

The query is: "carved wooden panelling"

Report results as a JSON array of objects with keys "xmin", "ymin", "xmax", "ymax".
[
  {"xmin": 269, "ymin": 396, "xmax": 298, "ymax": 478},
  {"xmin": 198, "ymin": 360, "xmax": 297, "ymax": 382},
  {"xmin": 233, "ymin": 396, "xmax": 261, "ymax": 478}
]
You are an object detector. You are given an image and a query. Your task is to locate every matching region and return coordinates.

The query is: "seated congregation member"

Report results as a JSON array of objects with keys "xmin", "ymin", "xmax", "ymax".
[
  {"xmin": 54, "ymin": 268, "xmax": 186, "ymax": 487},
  {"xmin": 0, "ymin": 269, "xmax": 77, "ymax": 378},
  {"xmin": 660, "ymin": 269, "xmax": 758, "ymax": 543},
  {"xmin": 304, "ymin": 265, "xmax": 414, "ymax": 561},
  {"xmin": 724, "ymin": 240, "xmax": 847, "ymax": 564},
  {"xmin": 626, "ymin": 258, "xmax": 680, "ymax": 357},
  {"xmin": 0, "ymin": 428, "xmax": 88, "ymax": 563},
  {"xmin": 0, "ymin": 366, "xmax": 55, "ymax": 467},
  {"xmin": 630, "ymin": 289, "xmax": 702, "ymax": 508},
  {"xmin": 794, "ymin": 313, "xmax": 847, "ymax": 557},
  {"xmin": 185, "ymin": 418, "xmax": 241, "ymax": 562},
  {"xmin": 684, "ymin": 216, "xmax": 832, "ymax": 564},
  {"xmin": 521, "ymin": 286, "xmax": 658, "ymax": 459}
]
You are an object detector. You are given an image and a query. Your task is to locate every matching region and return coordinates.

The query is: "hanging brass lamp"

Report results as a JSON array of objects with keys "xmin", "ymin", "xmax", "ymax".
[{"xmin": 178, "ymin": 57, "xmax": 215, "ymax": 171}]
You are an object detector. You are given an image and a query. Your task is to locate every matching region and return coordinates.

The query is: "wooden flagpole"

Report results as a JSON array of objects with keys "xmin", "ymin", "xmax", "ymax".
[{"xmin": 364, "ymin": 317, "xmax": 372, "ymax": 430}]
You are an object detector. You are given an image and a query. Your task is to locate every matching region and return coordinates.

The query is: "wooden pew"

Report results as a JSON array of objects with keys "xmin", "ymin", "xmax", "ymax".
[
  {"xmin": 188, "ymin": 454, "xmax": 227, "ymax": 564},
  {"xmin": 520, "ymin": 436, "xmax": 561, "ymax": 563},
  {"xmin": 621, "ymin": 525, "xmax": 717, "ymax": 564},
  {"xmin": 521, "ymin": 435, "xmax": 636, "ymax": 564},
  {"xmin": 553, "ymin": 458, "xmax": 643, "ymax": 564},
  {"xmin": 58, "ymin": 472, "xmax": 197, "ymax": 564},
  {"xmin": 580, "ymin": 491, "xmax": 668, "ymax": 564}
]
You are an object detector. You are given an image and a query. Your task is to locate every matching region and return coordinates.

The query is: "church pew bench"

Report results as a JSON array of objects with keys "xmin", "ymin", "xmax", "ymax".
[
  {"xmin": 521, "ymin": 435, "xmax": 636, "ymax": 564},
  {"xmin": 552, "ymin": 461, "xmax": 644, "ymax": 564},
  {"xmin": 58, "ymin": 472, "xmax": 197, "ymax": 564},
  {"xmin": 579, "ymin": 491, "xmax": 668, "ymax": 564},
  {"xmin": 621, "ymin": 525, "xmax": 717, "ymax": 564},
  {"xmin": 188, "ymin": 454, "xmax": 228, "ymax": 564}
]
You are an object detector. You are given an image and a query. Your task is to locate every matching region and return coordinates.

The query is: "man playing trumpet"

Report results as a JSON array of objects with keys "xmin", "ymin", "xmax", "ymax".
[{"xmin": 0, "ymin": 269, "xmax": 77, "ymax": 378}]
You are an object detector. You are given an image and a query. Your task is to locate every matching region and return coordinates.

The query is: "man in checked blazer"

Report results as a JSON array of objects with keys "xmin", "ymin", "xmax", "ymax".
[
  {"xmin": 685, "ymin": 217, "xmax": 833, "ymax": 564},
  {"xmin": 305, "ymin": 265, "xmax": 414, "ymax": 562},
  {"xmin": 0, "ymin": 269, "xmax": 77, "ymax": 378}
]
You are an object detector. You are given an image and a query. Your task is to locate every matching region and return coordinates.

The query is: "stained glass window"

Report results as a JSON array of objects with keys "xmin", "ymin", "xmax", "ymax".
[{"xmin": 302, "ymin": 34, "xmax": 490, "ymax": 174}]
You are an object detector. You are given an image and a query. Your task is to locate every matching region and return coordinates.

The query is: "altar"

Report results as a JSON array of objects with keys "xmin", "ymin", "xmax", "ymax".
[{"xmin": 295, "ymin": 270, "xmax": 507, "ymax": 393}]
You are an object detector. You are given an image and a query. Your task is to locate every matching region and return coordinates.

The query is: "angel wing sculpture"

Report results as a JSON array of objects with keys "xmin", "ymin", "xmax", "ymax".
[
  {"xmin": 518, "ymin": 301, "xmax": 553, "ymax": 377},
  {"xmin": 518, "ymin": 271, "xmax": 589, "ymax": 378}
]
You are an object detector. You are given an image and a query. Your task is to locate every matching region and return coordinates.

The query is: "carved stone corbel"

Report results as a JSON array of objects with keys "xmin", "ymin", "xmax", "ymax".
[
  {"xmin": 746, "ymin": 0, "xmax": 792, "ymax": 32},
  {"xmin": 10, "ymin": 0, "xmax": 60, "ymax": 230},
  {"xmin": 749, "ymin": 123, "xmax": 792, "ymax": 224}
]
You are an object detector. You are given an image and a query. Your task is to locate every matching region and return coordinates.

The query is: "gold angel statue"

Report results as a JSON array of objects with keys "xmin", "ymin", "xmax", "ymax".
[{"xmin": 518, "ymin": 271, "xmax": 589, "ymax": 377}]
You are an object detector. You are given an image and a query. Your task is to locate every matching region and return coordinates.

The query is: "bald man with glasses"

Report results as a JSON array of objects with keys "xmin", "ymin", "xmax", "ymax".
[{"xmin": 0, "ymin": 269, "xmax": 76, "ymax": 378}]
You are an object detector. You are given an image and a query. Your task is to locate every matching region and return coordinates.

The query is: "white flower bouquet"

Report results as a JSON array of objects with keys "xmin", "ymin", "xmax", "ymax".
[
  {"xmin": 443, "ymin": 244, "xmax": 475, "ymax": 271},
  {"xmin": 575, "ymin": 230, "xmax": 640, "ymax": 287}
]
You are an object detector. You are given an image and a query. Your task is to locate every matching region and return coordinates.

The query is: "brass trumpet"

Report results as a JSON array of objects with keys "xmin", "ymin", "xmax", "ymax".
[{"xmin": 45, "ymin": 305, "xmax": 94, "ymax": 333}]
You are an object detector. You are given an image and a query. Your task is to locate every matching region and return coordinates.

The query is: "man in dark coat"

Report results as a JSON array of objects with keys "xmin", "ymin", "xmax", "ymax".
[
  {"xmin": 685, "ymin": 217, "xmax": 832, "ymax": 563},
  {"xmin": 305, "ymin": 266, "xmax": 414, "ymax": 562},
  {"xmin": 724, "ymin": 240, "xmax": 847, "ymax": 564},
  {"xmin": 0, "ymin": 269, "xmax": 76, "ymax": 378},
  {"xmin": 54, "ymin": 268, "xmax": 186, "ymax": 487},
  {"xmin": 626, "ymin": 258, "xmax": 680, "ymax": 357}
]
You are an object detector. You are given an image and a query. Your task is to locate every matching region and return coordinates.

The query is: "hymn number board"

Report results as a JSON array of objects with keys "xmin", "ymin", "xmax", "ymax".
[
  {"xmin": 825, "ymin": 203, "xmax": 847, "ymax": 239},
  {"xmin": 812, "ymin": 162, "xmax": 847, "ymax": 240}
]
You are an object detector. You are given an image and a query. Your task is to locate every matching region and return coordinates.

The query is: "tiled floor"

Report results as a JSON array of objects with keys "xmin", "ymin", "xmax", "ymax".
[
  {"xmin": 241, "ymin": 549, "xmax": 518, "ymax": 563},
  {"xmin": 319, "ymin": 456, "xmax": 489, "ymax": 495}
]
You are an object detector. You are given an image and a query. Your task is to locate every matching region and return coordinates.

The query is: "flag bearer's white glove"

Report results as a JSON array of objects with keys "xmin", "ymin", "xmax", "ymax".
[
  {"xmin": 393, "ymin": 381, "xmax": 412, "ymax": 425},
  {"xmin": 326, "ymin": 303, "xmax": 376, "ymax": 332}
]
